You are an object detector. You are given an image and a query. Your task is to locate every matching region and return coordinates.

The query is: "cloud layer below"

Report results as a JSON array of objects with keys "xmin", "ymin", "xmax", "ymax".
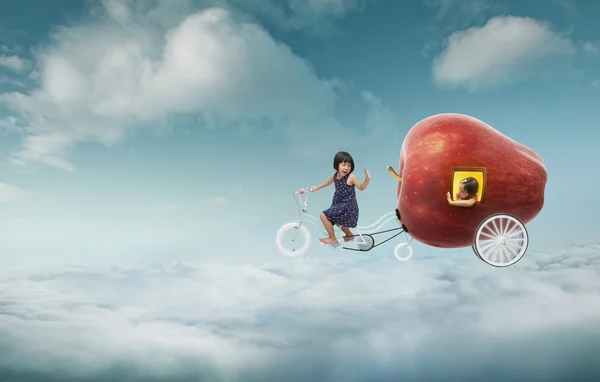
[{"xmin": 1, "ymin": 244, "xmax": 599, "ymax": 381}]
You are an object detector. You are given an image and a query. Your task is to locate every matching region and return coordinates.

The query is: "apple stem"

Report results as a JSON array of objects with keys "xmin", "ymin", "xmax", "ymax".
[{"xmin": 387, "ymin": 165, "xmax": 402, "ymax": 181}]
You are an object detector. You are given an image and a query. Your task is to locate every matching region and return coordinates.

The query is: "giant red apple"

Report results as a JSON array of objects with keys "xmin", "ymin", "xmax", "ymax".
[{"xmin": 394, "ymin": 113, "xmax": 547, "ymax": 248}]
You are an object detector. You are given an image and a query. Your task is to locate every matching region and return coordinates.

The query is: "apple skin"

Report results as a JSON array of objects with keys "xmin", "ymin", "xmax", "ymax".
[{"xmin": 396, "ymin": 113, "xmax": 547, "ymax": 248}]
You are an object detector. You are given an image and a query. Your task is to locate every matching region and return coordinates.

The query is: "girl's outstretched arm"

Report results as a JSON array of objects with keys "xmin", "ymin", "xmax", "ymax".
[
  {"xmin": 312, "ymin": 174, "xmax": 334, "ymax": 191},
  {"xmin": 446, "ymin": 192, "xmax": 476, "ymax": 207},
  {"xmin": 350, "ymin": 169, "xmax": 370, "ymax": 191}
]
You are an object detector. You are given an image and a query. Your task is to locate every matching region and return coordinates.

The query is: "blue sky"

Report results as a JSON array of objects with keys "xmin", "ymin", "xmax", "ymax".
[
  {"xmin": 1, "ymin": 0, "xmax": 598, "ymax": 265},
  {"xmin": 0, "ymin": 0, "xmax": 600, "ymax": 380}
]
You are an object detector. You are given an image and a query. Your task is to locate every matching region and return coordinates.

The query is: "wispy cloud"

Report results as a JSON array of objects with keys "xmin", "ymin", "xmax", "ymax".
[
  {"xmin": 0, "ymin": 76, "xmax": 26, "ymax": 87},
  {"xmin": 222, "ymin": 0, "xmax": 367, "ymax": 35},
  {"xmin": 208, "ymin": 196, "xmax": 227, "ymax": 204},
  {"xmin": 424, "ymin": 0, "xmax": 497, "ymax": 22},
  {"xmin": 1, "ymin": 244, "xmax": 600, "ymax": 381},
  {"xmin": 232, "ymin": 184, "xmax": 243, "ymax": 194},
  {"xmin": 553, "ymin": 0, "xmax": 579, "ymax": 16},
  {"xmin": 156, "ymin": 202, "xmax": 179, "ymax": 213},
  {"xmin": 432, "ymin": 16, "xmax": 575, "ymax": 91},
  {"xmin": 361, "ymin": 90, "xmax": 400, "ymax": 140},
  {"xmin": 0, "ymin": 54, "xmax": 28, "ymax": 72},
  {"xmin": 0, "ymin": 116, "xmax": 25, "ymax": 133},
  {"xmin": 583, "ymin": 41, "xmax": 600, "ymax": 55},
  {"xmin": 0, "ymin": 182, "xmax": 41, "ymax": 203}
]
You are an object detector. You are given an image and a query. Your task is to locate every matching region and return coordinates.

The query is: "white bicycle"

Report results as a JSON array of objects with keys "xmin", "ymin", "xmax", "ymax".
[
  {"xmin": 275, "ymin": 187, "xmax": 414, "ymax": 261},
  {"xmin": 276, "ymin": 186, "xmax": 530, "ymax": 267}
]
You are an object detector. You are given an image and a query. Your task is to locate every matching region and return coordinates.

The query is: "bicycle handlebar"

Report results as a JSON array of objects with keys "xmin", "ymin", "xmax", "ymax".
[
  {"xmin": 296, "ymin": 187, "xmax": 313, "ymax": 195},
  {"xmin": 293, "ymin": 187, "xmax": 313, "ymax": 213}
]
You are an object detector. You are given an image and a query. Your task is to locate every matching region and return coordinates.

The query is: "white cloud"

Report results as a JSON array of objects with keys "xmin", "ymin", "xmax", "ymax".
[
  {"xmin": 0, "ymin": 243, "xmax": 599, "ymax": 380},
  {"xmin": 432, "ymin": 16, "xmax": 576, "ymax": 91},
  {"xmin": 0, "ymin": 1, "xmax": 344, "ymax": 170},
  {"xmin": 0, "ymin": 182, "xmax": 41, "ymax": 203},
  {"xmin": 0, "ymin": 54, "xmax": 28, "ymax": 72}
]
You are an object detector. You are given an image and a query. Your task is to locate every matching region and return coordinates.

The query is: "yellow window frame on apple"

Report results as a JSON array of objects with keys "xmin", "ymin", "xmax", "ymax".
[{"xmin": 450, "ymin": 167, "xmax": 487, "ymax": 203}]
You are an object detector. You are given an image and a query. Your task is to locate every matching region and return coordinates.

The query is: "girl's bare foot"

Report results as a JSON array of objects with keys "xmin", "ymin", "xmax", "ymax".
[
  {"xmin": 343, "ymin": 235, "xmax": 354, "ymax": 242},
  {"xmin": 320, "ymin": 237, "xmax": 338, "ymax": 245}
]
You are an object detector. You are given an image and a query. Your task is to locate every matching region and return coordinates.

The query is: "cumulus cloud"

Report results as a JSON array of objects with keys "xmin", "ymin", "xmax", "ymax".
[
  {"xmin": 1, "ymin": 244, "xmax": 600, "ymax": 381},
  {"xmin": 432, "ymin": 16, "xmax": 576, "ymax": 91},
  {"xmin": 0, "ymin": 0, "xmax": 351, "ymax": 170}
]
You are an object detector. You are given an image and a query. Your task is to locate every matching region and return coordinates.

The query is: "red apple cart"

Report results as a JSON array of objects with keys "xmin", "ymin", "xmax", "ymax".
[
  {"xmin": 386, "ymin": 165, "xmax": 530, "ymax": 267},
  {"xmin": 276, "ymin": 166, "xmax": 530, "ymax": 268}
]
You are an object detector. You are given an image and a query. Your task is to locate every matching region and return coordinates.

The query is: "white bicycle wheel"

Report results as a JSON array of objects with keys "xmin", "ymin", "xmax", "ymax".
[
  {"xmin": 394, "ymin": 242, "xmax": 413, "ymax": 261},
  {"xmin": 474, "ymin": 214, "xmax": 529, "ymax": 267},
  {"xmin": 276, "ymin": 222, "xmax": 311, "ymax": 257}
]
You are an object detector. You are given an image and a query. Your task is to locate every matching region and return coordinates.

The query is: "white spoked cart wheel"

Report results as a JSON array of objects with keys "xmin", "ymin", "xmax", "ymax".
[
  {"xmin": 276, "ymin": 222, "xmax": 311, "ymax": 257},
  {"xmin": 394, "ymin": 242, "xmax": 413, "ymax": 261},
  {"xmin": 473, "ymin": 214, "xmax": 529, "ymax": 267}
]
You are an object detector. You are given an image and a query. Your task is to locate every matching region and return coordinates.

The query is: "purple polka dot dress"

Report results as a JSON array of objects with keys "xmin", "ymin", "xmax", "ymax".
[{"xmin": 322, "ymin": 171, "xmax": 359, "ymax": 228}]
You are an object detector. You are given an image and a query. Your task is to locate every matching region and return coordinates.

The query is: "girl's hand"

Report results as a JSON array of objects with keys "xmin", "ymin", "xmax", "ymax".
[
  {"xmin": 365, "ymin": 168, "xmax": 371, "ymax": 179},
  {"xmin": 446, "ymin": 191, "xmax": 452, "ymax": 204}
]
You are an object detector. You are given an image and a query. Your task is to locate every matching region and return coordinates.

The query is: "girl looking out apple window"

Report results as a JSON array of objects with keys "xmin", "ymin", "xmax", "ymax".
[{"xmin": 446, "ymin": 177, "xmax": 479, "ymax": 207}]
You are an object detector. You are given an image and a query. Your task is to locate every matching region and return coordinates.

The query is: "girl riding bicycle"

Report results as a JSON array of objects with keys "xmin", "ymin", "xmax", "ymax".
[{"xmin": 312, "ymin": 151, "xmax": 371, "ymax": 245}]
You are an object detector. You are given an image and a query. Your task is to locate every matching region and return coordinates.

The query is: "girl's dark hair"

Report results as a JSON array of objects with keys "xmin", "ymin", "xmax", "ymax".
[
  {"xmin": 333, "ymin": 151, "xmax": 355, "ymax": 173},
  {"xmin": 461, "ymin": 177, "xmax": 479, "ymax": 196}
]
